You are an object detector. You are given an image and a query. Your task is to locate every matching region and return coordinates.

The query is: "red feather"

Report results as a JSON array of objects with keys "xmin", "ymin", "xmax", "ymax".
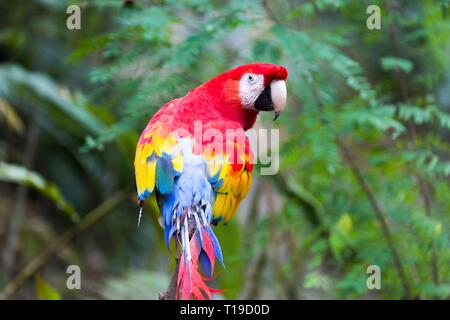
[{"xmin": 176, "ymin": 229, "xmax": 222, "ymax": 300}]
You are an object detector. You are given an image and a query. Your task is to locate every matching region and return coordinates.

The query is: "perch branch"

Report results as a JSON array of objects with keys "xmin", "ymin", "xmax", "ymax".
[{"xmin": 159, "ymin": 259, "xmax": 179, "ymax": 300}]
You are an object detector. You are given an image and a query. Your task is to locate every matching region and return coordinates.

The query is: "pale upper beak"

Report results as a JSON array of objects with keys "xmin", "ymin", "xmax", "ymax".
[{"xmin": 270, "ymin": 80, "xmax": 287, "ymax": 120}]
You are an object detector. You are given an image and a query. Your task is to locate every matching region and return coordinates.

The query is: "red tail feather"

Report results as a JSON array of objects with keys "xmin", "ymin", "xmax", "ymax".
[{"xmin": 176, "ymin": 228, "xmax": 221, "ymax": 300}]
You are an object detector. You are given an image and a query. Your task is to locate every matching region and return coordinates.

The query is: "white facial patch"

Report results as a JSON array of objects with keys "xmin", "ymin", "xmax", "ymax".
[{"xmin": 239, "ymin": 73, "xmax": 265, "ymax": 109}]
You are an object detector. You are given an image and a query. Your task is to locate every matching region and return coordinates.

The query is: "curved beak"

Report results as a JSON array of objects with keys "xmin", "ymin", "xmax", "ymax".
[{"xmin": 271, "ymin": 80, "xmax": 287, "ymax": 121}]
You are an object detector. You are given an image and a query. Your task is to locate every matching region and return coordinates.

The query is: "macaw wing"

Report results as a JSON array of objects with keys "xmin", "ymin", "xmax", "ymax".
[
  {"xmin": 134, "ymin": 117, "xmax": 184, "ymax": 201},
  {"xmin": 204, "ymin": 127, "xmax": 253, "ymax": 224}
]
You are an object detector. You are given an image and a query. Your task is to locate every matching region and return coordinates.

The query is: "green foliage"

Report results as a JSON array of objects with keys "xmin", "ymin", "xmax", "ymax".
[
  {"xmin": 0, "ymin": 64, "xmax": 105, "ymax": 139},
  {"xmin": 0, "ymin": 97, "xmax": 23, "ymax": 134},
  {"xmin": 329, "ymin": 213, "xmax": 354, "ymax": 260},
  {"xmin": 98, "ymin": 271, "xmax": 169, "ymax": 300},
  {"xmin": 0, "ymin": 162, "xmax": 79, "ymax": 222},
  {"xmin": 214, "ymin": 219, "xmax": 244, "ymax": 299},
  {"xmin": 35, "ymin": 275, "xmax": 61, "ymax": 300},
  {"xmin": 381, "ymin": 57, "xmax": 414, "ymax": 74}
]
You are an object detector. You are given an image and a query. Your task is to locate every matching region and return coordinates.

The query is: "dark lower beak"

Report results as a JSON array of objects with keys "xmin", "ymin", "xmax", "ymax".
[
  {"xmin": 274, "ymin": 111, "xmax": 281, "ymax": 121},
  {"xmin": 254, "ymin": 86, "xmax": 275, "ymax": 112},
  {"xmin": 253, "ymin": 80, "xmax": 287, "ymax": 121}
]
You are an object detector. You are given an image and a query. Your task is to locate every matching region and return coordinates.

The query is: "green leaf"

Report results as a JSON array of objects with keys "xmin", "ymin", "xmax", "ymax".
[
  {"xmin": 381, "ymin": 57, "xmax": 414, "ymax": 74},
  {"xmin": 35, "ymin": 275, "xmax": 61, "ymax": 300},
  {"xmin": 345, "ymin": 106, "xmax": 405, "ymax": 137},
  {"xmin": 0, "ymin": 64, "xmax": 105, "ymax": 137},
  {"xmin": 0, "ymin": 162, "xmax": 80, "ymax": 222},
  {"xmin": 329, "ymin": 213, "xmax": 353, "ymax": 259},
  {"xmin": 304, "ymin": 271, "xmax": 332, "ymax": 290},
  {"xmin": 0, "ymin": 96, "xmax": 24, "ymax": 134},
  {"xmin": 398, "ymin": 104, "xmax": 433, "ymax": 124}
]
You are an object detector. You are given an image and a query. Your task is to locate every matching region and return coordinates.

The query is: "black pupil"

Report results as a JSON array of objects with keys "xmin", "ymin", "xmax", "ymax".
[{"xmin": 249, "ymin": 75, "xmax": 253, "ymax": 81}]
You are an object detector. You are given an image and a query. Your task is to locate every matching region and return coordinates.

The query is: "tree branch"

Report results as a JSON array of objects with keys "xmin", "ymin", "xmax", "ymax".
[
  {"xmin": 336, "ymin": 138, "xmax": 412, "ymax": 299},
  {"xmin": 0, "ymin": 189, "xmax": 129, "ymax": 300},
  {"xmin": 310, "ymin": 81, "xmax": 413, "ymax": 299},
  {"xmin": 388, "ymin": 0, "xmax": 439, "ymax": 286},
  {"xmin": 2, "ymin": 118, "xmax": 40, "ymax": 279}
]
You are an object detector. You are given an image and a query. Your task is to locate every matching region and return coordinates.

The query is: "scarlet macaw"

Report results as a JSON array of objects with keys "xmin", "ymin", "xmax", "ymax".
[{"xmin": 134, "ymin": 63, "xmax": 288, "ymax": 299}]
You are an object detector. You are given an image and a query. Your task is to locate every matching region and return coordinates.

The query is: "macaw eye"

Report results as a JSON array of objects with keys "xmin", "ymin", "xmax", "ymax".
[{"xmin": 247, "ymin": 74, "xmax": 255, "ymax": 83}]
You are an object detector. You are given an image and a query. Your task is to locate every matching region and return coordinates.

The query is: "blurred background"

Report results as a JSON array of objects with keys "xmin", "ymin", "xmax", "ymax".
[{"xmin": 0, "ymin": 0, "xmax": 449, "ymax": 300}]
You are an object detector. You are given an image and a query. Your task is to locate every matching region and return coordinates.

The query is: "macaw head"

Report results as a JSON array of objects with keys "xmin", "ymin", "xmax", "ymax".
[
  {"xmin": 228, "ymin": 63, "xmax": 288, "ymax": 120},
  {"xmin": 199, "ymin": 63, "xmax": 288, "ymax": 129}
]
